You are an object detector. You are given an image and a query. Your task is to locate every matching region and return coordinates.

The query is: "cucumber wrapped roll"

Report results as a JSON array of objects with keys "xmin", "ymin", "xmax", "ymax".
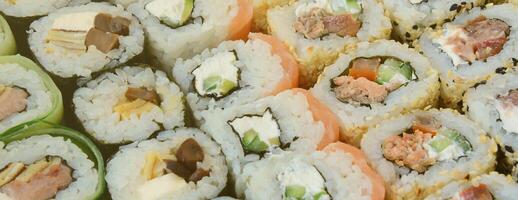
[
  {"xmin": 0, "ymin": 0, "xmax": 89, "ymax": 17},
  {"xmin": 105, "ymin": 128, "xmax": 227, "ymax": 200},
  {"xmin": 73, "ymin": 66, "xmax": 185, "ymax": 144},
  {"xmin": 0, "ymin": 55, "xmax": 62, "ymax": 136},
  {"xmin": 127, "ymin": 0, "xmax": 253, "ymax": 70},
  {"xmin": 0, "ymin": 15, "xmax": 16, "ymax": 56},
  {"xmin": 266, "ymin": 0, "xmax": 391, "ymax": 87},
  {"xmin": 361, "ymin": 109, "xmax": 497, "ymax": 199},
  {"xmin": 0, "ymin": 123, "xmax": 105, "ymax": 200},
  {"xmin": 28, "ymin": 2, "xmax": 145, "ymax": 78},
  {"xmin": 311, "ymin": 40, "xmax": 439, "ymax": 145},
  {"xmin": 173, "ymin": 33, "xmax": 299, "ymax": 122},
  {"xmin": 236, "ymin": 142, "xmax": 385, "ymax": 200},
  {"xmin": 252, "ymin": 0, "xmax": 292, "ymax": 32},
  {"xmin": 419, "ymin": 4, "xmax": 518, "ymax": 108}
]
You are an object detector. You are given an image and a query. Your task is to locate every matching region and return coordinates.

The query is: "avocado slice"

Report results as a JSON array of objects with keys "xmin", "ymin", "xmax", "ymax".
[{"xmin": 285, "ymin": 185, "xmax": 306, "ymax": 199}]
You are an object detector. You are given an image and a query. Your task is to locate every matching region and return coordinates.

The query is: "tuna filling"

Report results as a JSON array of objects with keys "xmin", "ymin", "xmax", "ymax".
[
  {"xmin": 495, "ymin": 90, "xmax": 518, "ymax": 134},
  {"xmin": 228, "ymin": 109, "xmax": 282, "ymax": 154},
  {"xmin": 277, "ymin": 160, "xmax": 330, "ymax": 200},
  {"xmin": 114, "ymin": 87, "xmax": 161, "ymax": 120},
  {"xmin": 0, "ymin": 157, "xmax": 73, "ymax": 200},
  {"xmin": 192, "ymin": 51, "xmax": 239, "ymax": 98},
  {"xmin": 0, "ymin": 86, "xmax": 28, "ymax": 121},
  {"xmin": 453, "ymin": 184, "xmax": 493, "ymax": 200}
]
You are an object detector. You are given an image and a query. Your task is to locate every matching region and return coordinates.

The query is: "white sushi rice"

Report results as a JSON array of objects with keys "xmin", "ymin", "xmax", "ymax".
[
  {"xmin": 0, "ymin": 63, "xmax": 52, "ymax": 133},
  {"xmin": 311, "ymin": 40, "xmax": 439, "ymax": 145},
  {"xmin": 105, "ymin": 128, "xmax": 228, "ymax": 200},
  {"xmin": 0, "ymin": 135, "xmax": 98, "ymax": 200},
  {"xmin": 173, "ymin": 37, "xmax": 285, "ymax": 122},
  {"xmin": 128, "ymin": 0, "xmax": 241, "ymax": 70},
  {"xmin": 28, "ymin": 2, "xmax": 145, "ymax": 78},
  {"xmin": 73, "ymin": 66, "xmax": 185, "ymax": 144},
  {"xmin": 361, "ymin": 109, "xmax": 497, "ymax": 199},
  {"xmin": 0, "ymin": 0, "xmax": 89, "ymax": 17}
]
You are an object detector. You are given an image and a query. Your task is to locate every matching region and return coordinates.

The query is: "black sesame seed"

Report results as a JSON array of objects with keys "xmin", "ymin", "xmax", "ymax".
[
  {"xmin": 495, "ymin": 67, "xmax": 506, "ymax": 74},
  {"xmin": 444, "ymin": 18, "xmax": 452, "ymax": 23},
  {"xmin": 473, "ymin": 80, "xmax": 487, "ymax": 88},
  {"xmin": 430, "ymin": 24, "xmax": 437, "ymax": 29},
  {"xmin": 461, "ymin": 1, "xmax": 466, "ymax": 5},
  {"xmin": 450, "ymin": 4, "xmax": 458, "ymax": 11},
  {"xmin": 405, "ymin": 32, "xmax": 411, "ymax": 38},
  {"xmin": 412, "ymin": 25, "xmax": 418, "ymax": 30},
  {"xmin": 513, "ymin": 58, "xmax": 518, "ymax": 66},
  {"xmin": 505, "ymin": 145, "xmax": 514, "ymax": 153}
]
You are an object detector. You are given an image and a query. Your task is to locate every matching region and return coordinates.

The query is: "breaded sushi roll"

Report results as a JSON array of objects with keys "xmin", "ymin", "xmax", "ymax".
[
  {"xmin": 267, "ymin": 0, "xmax": 391, "ymax": 87},
  {"xmin": 128, "ymin": 0, "xmax": 253, "ymax": 69},
  {"xmin": 311, "ymin": 40, "xmax": 439, "ymax": 145},
  {"xmin": 252, "ymin": 0, "xmax": 292, "ymax": 32},
  {"xmin": 0, "ymin": 15, "xmax": 16, "ymax": 56},
  {"xmin": 361, "ymin": 109, "xmax": 497, "ymax": 199},
  {"xmin": 0, "ymin": 0, "xmax": 89, "ymax": 18},
  {"xmin": 0, "ymin": 125, "xmax": 105, "ymax": 200},
  {"xmin": 173, "ymin": 33, "xmax": 299, "ymax": 122},
  {"xmin": 28, "ymin": 2, "xmax": 145, "ymax": 78},
  {"xmin": 200, "ymin": 88, "xmax": 340, "ymax": 177},
  {"xmin": 424, "ymin": 172, "xmax": 518, "ymax": 200},
  {"xmin": 0, "ymin": 55, "xmax": 63, "ymax": 136},
  {"xmin": 105, "ymin": 128, "xmax": 227, "ymax": 200},
  {"xmin": 419, "ymin": 4, "xmax": 518, "ymax": 108},
  {"xmin": 236, "ymin": 142, "xmax": 385, "ymax": 200},
  {"xmin": 73, "ymin": 66, "xmax": 185, "ymax": 144}
]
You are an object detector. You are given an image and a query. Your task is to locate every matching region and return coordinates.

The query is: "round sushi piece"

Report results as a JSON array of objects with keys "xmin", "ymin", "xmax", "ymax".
[
  {"xmin": 105, "ymin": 128, "xmax": 227, "ymax": 200},
  {"xmin": 252, "ymin": 0, "xmax": 292, "ymax": 33},
  {"xmin": 73, "ymin": 66, "xmax": 185, "ymax": 144},
  {"xmin": 28, "ymin": 2, "xmax": 145, "ymax": 78},
  {"xmin": 128, "ymin": 0, "xmax": 253, "ymax": 70},
  {"xmin": 236, "ymin": 142, "xmax": 385, "ymax": 200},
  {"xmin": 361, "ymin": 109, "xmax": 497, "ymax": 199},
  {"xmin": 0, "ymin": 15, "xmax": 16, "ymax": 56},
  {"xmin": 200, "ymin": 88, "xmax": 340, "ymax": 177},
  {"xmin": 173, "ymin": 33, "xmax": 299, "ymax": 122},
  {"xmin": 0, "ymin": 55, "xmax": 63, "ymax": 136},
  {"xmin": 418, "ymin": 4, "xmax": 518, "ymax": 108},
  {"xmin": 267, "ymin": 0, "xmax": 391, "ymax": 87},
  {"xmin": 384, "ymin": 0, "xmax": 483, "ymax": 41},
  {"xmin": 0, "ymin": 0, "xmax": 89, "ymax": 17},
  {"xmin": 0, "ymin": 125, "xmax": 105, "ymax": 200},
  {"xmin": 424, "ymin": 172, "xmax": 518, "ymax": 200},
  {"xmin": 311, "ymin": 40, "xmax": 439, "ymax": 145}
]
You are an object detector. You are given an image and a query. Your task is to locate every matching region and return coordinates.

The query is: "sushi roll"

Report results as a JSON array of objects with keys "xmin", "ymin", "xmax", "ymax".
[
  {"xmin": 424, "ymin": 172, "xmax": 518, "ymax": 200},
  {"xmin": 361, "ymin": 109, "xmax": 497, "ymax": 199},
  {"xmin": 419, "ymin": 4, "xmax": 518, "ymax": 108},
  {"xmin": 105, "ymin": 128, "xmax": 227, "ymax": 200},
  {"xmin": 383, "ymin": 0, "xmax": 483, "ymax": 41},
  {"xmin": 200, "ymin": 88, "xmax": 340, "ymax": 177},
  {"xmin": 236, "ymin": 142, "xmax": 385, "ymax": 200},
  {"xmin": 0, "ymin": 15, "xmax": 16, "ymax": 56},
  {"xmin": 73, "ymin": 66, "xmax": 185, "ymax": 144},
  {"xmin": 252, "ymin": 0, "xmax": 292, "ymax": 32},
  {"xmin": 0, "ymin": 55, "xmax": 63, "ymax": 136},
  {"xmin": 0, "ymin": 0, "xmax": 89, "ymax": 18},
  {"xmin": 173, "ymin": 33, "xmax": 299, "ymax": 122},
  {"xmin": 28, "ymin": 2, "xmax": 145, "ymax": 78},
  {"xmin": 266, "ymin": 0, "xmax": 392, "ymax": 87},
  {"xmin": 0, "ymin": 124, "xmax": 105, "ymax": 200},
  {"xmin": 127, "ymin": 0, "xmax": 253, "ymax": 69},
  {"xmin": 311, "ymin": 40, "xmax": 439, "ymax": 145}
]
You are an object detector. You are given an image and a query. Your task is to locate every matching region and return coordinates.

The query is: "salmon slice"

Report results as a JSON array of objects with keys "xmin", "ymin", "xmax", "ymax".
[
  {"xmin": 292, "ymin": 89, "xmax": 339, "ymax": 150},
  {"xmin": 348, "ymin": 58, "xmax": 380, "ymax": 81},
  {"xmin": 249, "ymin": 33, "xmax": 299, "ymax": 95},
  {"xmin": 323, "ymin": 142, "xmax": 386, "ymax": 200},
  {"xmin": 0, "ymin": 87, "xmax": 28, "ymax": 121},
  {"xmin": 228, "ymin": 0, "xmax": 253, "ymax": 41}
]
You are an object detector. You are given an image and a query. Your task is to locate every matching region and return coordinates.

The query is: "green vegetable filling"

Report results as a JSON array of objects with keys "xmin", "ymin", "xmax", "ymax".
[
  {"xmin": 285, "ymin": 185, "xmax": 306, "ymax": 199},
  {"xmin": 242, "ymin": 129, "xmax": 270, "ymax": 153},
  {"xmin": 161, "ymin": 0, "xmax": 194, "ymax": 28},
  {"xmin": 332, "ymin": 0, "xmax": 362, "ymax": 16},
  {"xmin": 376, "ymin": 58, "xmax": 414, "ymax": 85},
  {"xmin": 202, "ymin": 76, "xmax": 237, "ymax": 96},
  {"xmin": 429, "ymin": 129, "xmax": 472, "ymax": 153}
]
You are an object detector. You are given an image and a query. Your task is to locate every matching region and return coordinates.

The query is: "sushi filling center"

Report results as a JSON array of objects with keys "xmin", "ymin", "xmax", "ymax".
[
  {"xmin": 495, "ymin": 90, "xmax": 518, "ymax": 134},
  {"xmin": 294, "ymin": 0, "xmax": 362, "ymax": 39},
  {"xmin": 145, "ymin": 0, "xmax": 194, "ymax": 28},
  {"xmin": 277, "ymin": 160, "xmax": 330, "ymax": 200},
  {"xmin": 453, "ymin": 184, "xmax": 493, "ymax": 200},
  {"xmin": 0, "ymin": 156, "xmax": 73, "ymax": 200},
  {"xmin": 228, "ymin": 109, "xmax": 282, "ymax": 154},
  {"xmin": 138, "ymin": 138, "xmax": 210, "ymax": 199},
  {"xmin": 46, "ymin": 12, "xmax": 130, "ymax": 54},
  {"xmin": 192, "ymin": 51, "xmax": 239, "ymax": 98},
  {"xmin": 332, "ymin": 57, "xmax": 416, "ymax": 105},
  {"xmin": 382, "ymin": 116, "xmax": 472, "ymax": 172},
  {"xmin": 435, "ymin": 16, "xmax": 510, "ymax": 66},
  {"xmin": 0, "ymin": 85, "xmax": 28, "ymax": 121},
  {"xmin": 114, "ymin": 87, "xmax": 161, "ymax": 120}
]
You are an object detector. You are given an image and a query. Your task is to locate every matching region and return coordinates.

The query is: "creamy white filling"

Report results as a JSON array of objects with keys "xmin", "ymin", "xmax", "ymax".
[
  {"xmin": 495, "ymin": 100, "xmax": 518, "ymax": 134},
  {"xmin": 145, "ymin": 0, "xmax": 185, "ymax": 26},
  {"xmin": 295, "ymin": 0, "xmax": 361, "ymax": 17},
  {"xmin": 51, "ymin": 12, "xmax": 98, "ymax": 32},
  {"xmin": 434, "ymin": 26, "xmax": 470, "ymax": 67},
  {"xmin": 277, "ymin": 160, "xmax": 329, "ymax": 200},
  {"xmin": 408, "ymin": 0, "xmax": 424, "ymax": 4},
  {"xmin": 228, "ymin": 110, "xmax": 281, "ymax": 147},
  {"xmin": 424, "ymin": 134, "xmax": 465, "ymax": 161},
  {"xmin": 192, "ymin": 51, "xmax": 239, "ymax": 96},
  {"xmin": 137, "ymin": 173, "xmax": 187, "ymax": 200}
]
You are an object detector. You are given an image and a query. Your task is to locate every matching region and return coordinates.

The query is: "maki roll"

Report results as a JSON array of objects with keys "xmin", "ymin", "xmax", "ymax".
[
  {"xmin": 0, "ymin": 15, "xmax": 16, "ymax": 56},
  {"xmin": 0, "ymin": 0, "xmax": 89, "ymax": 17},
  {"xmin": 311, "ymin": 40, "xmax": 439, "ymax": 145},
  {"xmin": 383, "ymin": 0, "xmax": 483, "ymax": 41},
  {"xmin": 127, "ymin": 0, "xmax": 253, "ymax": 69},
  {"xmin": 361, "ymin": 109, "xmax": 497, "ymax": 199},
  {"xmin": 173, "ymin": 33, "xmax": 299, "ymax": 122},
  {"xmin": 252, "ymin": 0, "xmax": 292, "ymax": 32},
  {"xmin": 419, "ymin": 4, "xmax": 518, "ymax": 108},
  {"xmin": 200, "ymin": 88, "xmax": 340, "ymax": 177},
  {"xmin": 73, "ymin": 66, "xmax": 185, "ymax": 144},
  {"xmin": 267, "ymin": 0, "xmax": 391, "ymax": 87},
  {"xmin": 236, "ymin": 142, "xmax": 385, "ymax": 200},
  {"xmin": 0, "ymin": 55, "xmax": 62, "ymax": 136},
  {"xmin": 0, "ymin": 124, "xmax": 105, "ymax": 200},
  {"xmin": 105, "ymin": 128, "xmax": 227, "ymax": 200},
  {"xmin": 424, "ymin": 172, "xmax": 518, "ymax": 200},
  {"xmin": 28, "ymin": 2, "xmax": 145, "ymax": 78}
]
